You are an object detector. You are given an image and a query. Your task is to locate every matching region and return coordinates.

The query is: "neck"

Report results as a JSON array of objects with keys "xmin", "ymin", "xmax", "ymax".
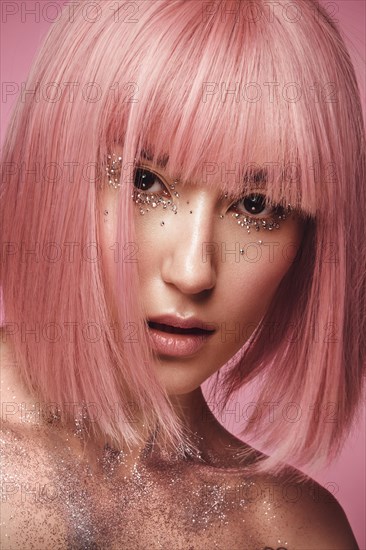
[
  {"xmin": 85, "ymin": 386, "xmax": 233, "ymax": 475},
  {"xmin": 0, "ymin": 331, "xmax": 234, "ymax": 467},
  {"xmin": 93, "ymin": 386, "xmax": 223, "ymax": 460}
]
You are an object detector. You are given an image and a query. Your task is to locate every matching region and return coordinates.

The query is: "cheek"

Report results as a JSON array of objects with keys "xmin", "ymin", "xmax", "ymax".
[
  {"xmin": 233, "ymin": 257, "xmax": 288, "ymax": 322},
  {"xmin": 132, "ymin": 218, "xmax": 162, "ymax": 280},
  {"xmin": 229, "ymin": 233, "xmax": 303, "ymax": 322}
]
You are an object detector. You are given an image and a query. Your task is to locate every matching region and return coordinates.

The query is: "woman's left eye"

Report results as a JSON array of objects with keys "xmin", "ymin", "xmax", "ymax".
[
  {"xmin": 134, "ymin": 167, "xmax": 167, "ymax": 194},
  {"xmin": 231, "ymin": 193, "xmax": 282, "ymax": 218}
]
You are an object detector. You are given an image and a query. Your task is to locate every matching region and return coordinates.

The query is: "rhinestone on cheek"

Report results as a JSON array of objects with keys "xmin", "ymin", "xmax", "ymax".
[
  {"xmin": 131, "ymin": 190, "xmax": 178, "ymax": 215},
  {"xmin": 106, "ymin": 153, "xmax": 123, "ymax": 189},
  {"xmin": 232, "ymin": 204, "xmax": 292, "ymax": 234}
]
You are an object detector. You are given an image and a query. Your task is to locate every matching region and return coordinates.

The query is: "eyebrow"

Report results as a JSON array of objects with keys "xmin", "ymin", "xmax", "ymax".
[
  {"xmin": 140, "ymin": 149, "xmax": 268, "ymax": 188},
  {"xmin": 140, "ymin": 149, "xmax": 169, "ymax": 168},
  {"xmin": 243, "ymin": 168, "xmax": 268, "ymax": 189}
]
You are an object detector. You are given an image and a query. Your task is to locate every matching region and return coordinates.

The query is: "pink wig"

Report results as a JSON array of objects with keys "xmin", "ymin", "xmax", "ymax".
[{"xmin": 1, "ymin": 0, "xmax": 365, "ymax": 474}]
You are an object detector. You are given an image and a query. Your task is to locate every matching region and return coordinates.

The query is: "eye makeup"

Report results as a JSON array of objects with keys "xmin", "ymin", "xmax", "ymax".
[
  {"xmin": 105, "ymin": 153, "xmax": 123, "ymax": 189},
  {"xmin": 230, "ymin": 195, "xmax": 292, "ymax": 234},
  {"xmin": 132, "ymin": 165, "xmax": 179, "ymax": 215},
  {"xmin": 105, "ymin": 153, "xmax": 293, "ymax": 233}
]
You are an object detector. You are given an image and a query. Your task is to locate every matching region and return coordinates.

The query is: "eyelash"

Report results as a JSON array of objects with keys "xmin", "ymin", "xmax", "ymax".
[
  {"xmin": 230, "ymin": 196, "xmax": 289, "ymax": 232},
  {"xmin": 132, "ymin": 166, "xmax": 290, "ymax": 230},
  {"xmin": 132, "ymin": 166, "xmax": 178, "ymax": 214}
]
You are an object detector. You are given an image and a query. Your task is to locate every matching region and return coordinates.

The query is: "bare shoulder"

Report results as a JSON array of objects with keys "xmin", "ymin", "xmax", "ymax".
[
  {"xmin": 0, "ymin": 422, "xmax": 68, "ymax": 549},
  {"xmin": 250, "ymin": 467, "xmax": 359, "ymax": 550},
  {"xmin": 212, "ymin": 428, "xmax": 359, "ymax": 549}
]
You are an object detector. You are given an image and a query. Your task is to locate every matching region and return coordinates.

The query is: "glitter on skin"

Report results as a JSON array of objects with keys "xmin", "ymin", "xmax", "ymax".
[{"xmin": 1, "ymin": 421, "xmax": 293, "ymax": 549}]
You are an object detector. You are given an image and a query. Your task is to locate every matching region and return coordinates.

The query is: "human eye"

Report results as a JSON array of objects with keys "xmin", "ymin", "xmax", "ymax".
[
  {"xmin": 230, "ymin": 193, "xmax": 290, "ymax": 232},
  {"xmin": 132, "ymin": 166, "xmax": 177, "ymax": 214},
  {"xmin": 133, "ymin": 166, "xmax": 169, "ymax": 195}
]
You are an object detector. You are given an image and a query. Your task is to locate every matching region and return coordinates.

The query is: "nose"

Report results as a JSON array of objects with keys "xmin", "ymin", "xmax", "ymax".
[{"xmin": 161, "ymin": 195, "xmax": 217, "ymax": 295}]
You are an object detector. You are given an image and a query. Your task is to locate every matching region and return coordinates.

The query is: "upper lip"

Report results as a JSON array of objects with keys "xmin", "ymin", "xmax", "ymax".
[{"xmin": 147, "ymin": 314, "xmax": 216, "ymax": 332}]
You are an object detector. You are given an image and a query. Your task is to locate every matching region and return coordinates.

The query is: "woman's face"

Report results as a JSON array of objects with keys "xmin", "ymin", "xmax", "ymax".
[{"xmin": 99, "ymin": 153, "xmax": 305, "ymax": 396}]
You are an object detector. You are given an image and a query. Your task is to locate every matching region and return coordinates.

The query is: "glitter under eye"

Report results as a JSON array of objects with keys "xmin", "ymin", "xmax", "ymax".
[
  {"xmin": 230, "ymin": 196, "xmax": 292, "ymax": 234},
  {"xmin": 131, "ymin": 188, "xmax": 178, "ymax": 215},
  {"xmin": 231, "ymin": 209, "xmax": 290, "ymax": 233}
]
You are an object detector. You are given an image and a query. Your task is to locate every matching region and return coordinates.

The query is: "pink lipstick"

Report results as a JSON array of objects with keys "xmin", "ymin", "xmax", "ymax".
[{"xmin": 147, "ymin": 315, "xmax": 216, "ymax": 357}]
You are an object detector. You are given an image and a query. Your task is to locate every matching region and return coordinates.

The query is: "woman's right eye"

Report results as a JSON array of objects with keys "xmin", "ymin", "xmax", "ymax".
[
  {"xmin": 132, "ymin": 165, "xmax": 178, "ymax": 215},
  {"xmin": 134, "ymin": 167, "xmax": 167, "ymax": 195}
]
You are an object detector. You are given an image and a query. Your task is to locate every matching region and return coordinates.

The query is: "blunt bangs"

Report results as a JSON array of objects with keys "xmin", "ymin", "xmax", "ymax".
[{"xmin": 97, "ymin": 0, "xmax": 352, "ymax": 219}]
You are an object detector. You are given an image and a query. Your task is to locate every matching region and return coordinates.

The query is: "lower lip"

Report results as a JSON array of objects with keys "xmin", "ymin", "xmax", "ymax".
[{"xmin": 148, "ymin": 326, "xmax": 213, "ymax": 357}]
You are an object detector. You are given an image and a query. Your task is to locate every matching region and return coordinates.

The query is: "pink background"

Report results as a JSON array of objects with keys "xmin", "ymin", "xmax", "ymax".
[{"xmin": 1, "ymin": 1, "xmax": 365, "ymax": 547}]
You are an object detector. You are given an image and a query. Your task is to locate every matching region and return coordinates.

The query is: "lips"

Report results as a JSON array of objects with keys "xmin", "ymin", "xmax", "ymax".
[
  {"xmin": 146, "ymin": 314, "xmax": 216, "ymax": 357},
  {"xmin": 147, "ymin": 314, "xmax": 216, "ymax": 334}
]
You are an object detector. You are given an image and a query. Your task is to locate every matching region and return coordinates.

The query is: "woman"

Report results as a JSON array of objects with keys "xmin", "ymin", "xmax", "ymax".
[{"xmin": 1, "ymin": 0, "xmax": 364, "ymax": 548}]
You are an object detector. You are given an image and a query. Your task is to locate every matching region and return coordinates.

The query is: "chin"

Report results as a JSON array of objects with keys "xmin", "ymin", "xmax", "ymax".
[{"xmin": 155, "ymin": 367, "xmax": 205, "ymax": 396}]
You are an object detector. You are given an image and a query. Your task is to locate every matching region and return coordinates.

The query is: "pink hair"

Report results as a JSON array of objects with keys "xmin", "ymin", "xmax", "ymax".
[{"xmin": 1, "ymin": 0, "xmax": 365, "ymax": 474}]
